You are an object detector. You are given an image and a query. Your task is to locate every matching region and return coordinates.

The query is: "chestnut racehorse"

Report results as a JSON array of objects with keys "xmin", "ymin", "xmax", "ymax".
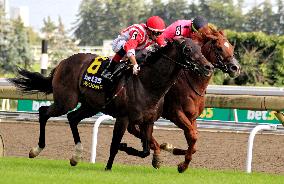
[
  {"xmin": 8, "ymin": 38, "xmax": 214, "ymax": 170},
  {"xmin": 124, "ymin": 28, "xmax": 241, "ymax": 173}
]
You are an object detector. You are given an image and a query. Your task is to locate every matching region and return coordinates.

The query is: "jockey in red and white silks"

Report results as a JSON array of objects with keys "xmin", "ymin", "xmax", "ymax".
[
  {"xmin": 101, "ymin": 16, "xmax": 166, "ymax": 80},
  {"xmin": 112, "ymin": 23, "xmax": 165, "ymax": 59}
]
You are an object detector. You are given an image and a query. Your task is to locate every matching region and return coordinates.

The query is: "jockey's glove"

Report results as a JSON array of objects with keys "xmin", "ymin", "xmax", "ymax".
[{"xmin": 133, "ymin": 64, "xmax": 140, "ymax": 75}]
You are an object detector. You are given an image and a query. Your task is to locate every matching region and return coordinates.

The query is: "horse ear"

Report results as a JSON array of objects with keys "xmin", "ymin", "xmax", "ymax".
[
  {"xmin": 218, "ymin": 30, "xmax": 225, "ymax": 36},
  {"xmin": 206, "ymin": 34, "xmax": 218, "ymax": 40}
]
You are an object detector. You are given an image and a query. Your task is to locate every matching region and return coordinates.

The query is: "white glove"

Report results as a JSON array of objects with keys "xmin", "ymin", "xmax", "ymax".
[{"xmin": 133, "ymin": 64, "xmax": 140, "ymax": 75}]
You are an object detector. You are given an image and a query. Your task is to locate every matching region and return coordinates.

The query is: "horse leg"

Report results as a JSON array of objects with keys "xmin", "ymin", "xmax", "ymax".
[
  {"xmin": 29, "ymin": 103, "xmax": 73, "ymax": 158},
  {"xmin": 175, "ymin": 112, "xmax": 198, "ymax": 173},
  {"xmin": 140, "ymin": 123, "xmax": 153, "ymax": 158},
  {"xmin": 67, "ymin": 104, "xmax": 97, "ymax": 166},
  {"xmin": 160, "ymin": 111, "xmax": 198, "ymax": 173},
  {"xmin": 105, "ymin": 116, "xmax": 129, "ymax": 170},
  {"xmin": 118, "ymin": 124, "xmax": 152, "ymax": 159},
  {"xmin": 29, "ymin": 106, "xmax": 50, "ymax": 158},
  {"xmin": 29, "ymin": 85, "xmax": 79, "ymax": 158},
  {"xmin": 126, "ymin": 124, "xmax": 162, "ymax": 169}
]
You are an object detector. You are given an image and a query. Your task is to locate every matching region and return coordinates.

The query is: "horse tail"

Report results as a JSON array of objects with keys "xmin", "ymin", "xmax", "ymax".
[{"xmin": 8, "ymin": 68, "xmax": 55, "ymax": 94}]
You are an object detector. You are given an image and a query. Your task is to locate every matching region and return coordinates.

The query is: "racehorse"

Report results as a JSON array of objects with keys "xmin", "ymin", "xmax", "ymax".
[
  {"xmin": 124, "ymin": 28, "xmax": 241, "ymax": 173},
  {"xmin": 8, "ymin": 37, "xmax": 214, "ymax": 170}
]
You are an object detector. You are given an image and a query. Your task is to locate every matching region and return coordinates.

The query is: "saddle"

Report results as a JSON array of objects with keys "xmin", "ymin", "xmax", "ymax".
[{"xmin": 109, "ymin": 61, "xmax": 132, "ymax": 81}]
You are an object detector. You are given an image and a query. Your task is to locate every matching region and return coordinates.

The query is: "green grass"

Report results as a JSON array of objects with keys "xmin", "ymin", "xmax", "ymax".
[{"xmin": 0, "ymin": 157, "xmax": 283, "ymax": 184}]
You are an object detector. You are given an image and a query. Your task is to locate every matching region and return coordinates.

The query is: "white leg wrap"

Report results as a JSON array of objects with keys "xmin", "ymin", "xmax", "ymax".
[
  {"xmin": 31, "ymin": 145, "xmax": 43, "ymax": 156},
  {"xmin": 72, "ymin": 143, "xmax": 83, "ymax": 162},
  {"xmin": 160, "ymin": 143, "xmax": 175, "ymax": 153}
]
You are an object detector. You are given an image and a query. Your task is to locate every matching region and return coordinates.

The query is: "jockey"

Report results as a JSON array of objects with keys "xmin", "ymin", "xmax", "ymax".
[
  {"xmin": 162, "ymin": 16, "xmax": 209, "ymax": 41},
  {"xmin": 101, "ymin": 16, "xmax": 166, "ymax": 81}
]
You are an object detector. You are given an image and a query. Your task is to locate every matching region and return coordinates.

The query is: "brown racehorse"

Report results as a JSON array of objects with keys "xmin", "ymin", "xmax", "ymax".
[
  {"xmin": 125, "ymin": 28, "xmax": 241, "ymax": 173},
  {"xmin": 8, "ymin": 38, "xmax": 214, "ymax": 170}
]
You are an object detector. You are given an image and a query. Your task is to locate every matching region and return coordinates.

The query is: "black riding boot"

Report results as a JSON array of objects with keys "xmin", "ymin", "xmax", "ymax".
[{"xmin": 101, "ymin": 61, "xmax": 116, "ymax": 81}]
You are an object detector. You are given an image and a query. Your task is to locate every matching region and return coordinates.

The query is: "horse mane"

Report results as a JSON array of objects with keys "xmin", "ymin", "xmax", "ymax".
[
  {"xmin": 193, "ymin": 24, "xmax": 226, "ymax": 43},
  {"xmin": 141, "ymin": 41, "xmax": 176, "ymax": 65}
]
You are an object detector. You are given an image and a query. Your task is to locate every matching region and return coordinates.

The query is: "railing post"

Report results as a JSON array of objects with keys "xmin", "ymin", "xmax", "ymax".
[
  {"xmin": 246, "ymin": 124, "xmax": 277, "ymax": 173},
  {"xmin": 274, "ymin": 111, "xmax": 284, "ymax": 126},
  {"xmin": 91, "ymin": 115, "xmax": 114, "ymax": 163},
  {"xmin": 0, "ymin": 134, "xmax": 4, "ymax": 157}
]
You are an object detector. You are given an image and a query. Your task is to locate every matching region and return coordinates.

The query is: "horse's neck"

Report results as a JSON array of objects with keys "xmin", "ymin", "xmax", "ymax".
[
  {"xmin": 181, "ymin": 69, "xmax": 211, "ymax": 96},
  {"xmin": 135, "ymin": 46, "xmax": 181, "ymax": 102}
]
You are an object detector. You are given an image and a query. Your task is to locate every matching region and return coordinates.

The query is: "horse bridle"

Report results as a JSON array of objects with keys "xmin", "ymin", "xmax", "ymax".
[
  {"xmin": 206, "ymin": 39, "xmax": 234, "ymax": 73},
  {"xmin": 160, "ymin": 39, "xmax": 204, "ymax": 73}
]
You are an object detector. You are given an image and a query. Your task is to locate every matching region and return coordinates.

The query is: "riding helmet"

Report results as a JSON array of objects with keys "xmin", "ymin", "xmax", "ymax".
[
  {"xmin": 146, "ymin": 16, "xmax": 166, "ymax": 32},
  {"xmin": 192, "ymin": 16, "xmax": 208, "ymax": 31}
]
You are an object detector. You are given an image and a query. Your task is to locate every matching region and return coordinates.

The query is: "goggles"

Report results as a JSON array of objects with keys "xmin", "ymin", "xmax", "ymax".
[
  {"xmin": 191, "ymin": 24, "xmax": 198, "ymax": 32},
  {"xmin": 150, "ymin": 30, "xmax": 163, "ymax": 36}
]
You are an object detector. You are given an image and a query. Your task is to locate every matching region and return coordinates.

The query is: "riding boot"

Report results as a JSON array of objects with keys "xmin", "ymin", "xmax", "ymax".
[
  {"xmin": 102, "ymin": 48, "xmax": 126, "ymax": 81},
  {"xmin": 101, "ymin": 61, "xmax": 117, "ymax": 81}
]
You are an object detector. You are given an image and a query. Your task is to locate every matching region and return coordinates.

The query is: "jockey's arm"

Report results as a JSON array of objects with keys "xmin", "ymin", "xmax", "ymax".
[
  {"xmin": 128, "ymin": 54, "xmax": 138, "ymax": 66},
  {"xmin": 127, "ymin": 53, "xmax": 140, "ymax": 75}
]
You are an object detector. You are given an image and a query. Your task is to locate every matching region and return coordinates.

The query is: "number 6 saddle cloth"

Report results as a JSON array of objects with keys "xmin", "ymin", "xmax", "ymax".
[{"xmin": 80, "ymin": 56, "xmax": 131, "ymax": 91}]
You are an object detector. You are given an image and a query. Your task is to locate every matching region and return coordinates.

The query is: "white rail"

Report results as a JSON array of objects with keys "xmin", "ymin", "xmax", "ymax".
[
  {"xmin": 246, "ymin": 124, "xmax": 278, "ymax": 173},
  {"xmin": 207, "ymin": 85, "xmax": 284, "ymax": 96},
  {"xmin": 91, "ymin": 115, "xmax": 114, "ymax": 163}
]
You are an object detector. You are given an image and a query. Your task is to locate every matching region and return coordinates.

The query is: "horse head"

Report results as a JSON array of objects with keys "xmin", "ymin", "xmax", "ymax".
[
  {"xmin": 170, "ymin": 37, "xmax": 214, "ymax": 77},
  {"xmin": 197, "ymin": 27, "xmax": 241, "ymax": 78}
]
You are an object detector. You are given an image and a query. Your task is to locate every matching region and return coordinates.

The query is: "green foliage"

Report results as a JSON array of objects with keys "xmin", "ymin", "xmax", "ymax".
[
  {"xmin": 0, "ymin": 8, "xmax": 32, "ymax": 75},
  {"xmin": 74, "ymin": 0, "xmax": 147, "ymax": 45},
  {"xmin": 225, "ymin": 30, "xmax": 284, "ymax": 86},
  {"xmin": 41, "ymin": 16, "xmax": 79, "ymax": 68},
  {"xmin": 163, "ymin": 0, "xmax": 188, "ymax": 25},
  {"xmin": 73, "ymin": 0, "xmax": 284, "ymax": 46}
]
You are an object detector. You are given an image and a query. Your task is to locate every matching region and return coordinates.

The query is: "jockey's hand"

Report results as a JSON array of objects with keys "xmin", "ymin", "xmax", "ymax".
[{"xmin": 133, "ymin": 64, "xmax": 140, "ymax": 75}]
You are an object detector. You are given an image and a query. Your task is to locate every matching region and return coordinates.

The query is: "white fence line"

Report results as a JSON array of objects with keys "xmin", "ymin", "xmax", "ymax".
[
  {"xmin": 91, "ymin": 115, "xmax": 114, "ymax": 163},
  {"xmin": 246, "ymin": 124, "xmax": 278, "ymax": 173}
]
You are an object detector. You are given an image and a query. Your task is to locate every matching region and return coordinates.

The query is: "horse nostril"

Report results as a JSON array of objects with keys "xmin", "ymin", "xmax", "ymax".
[
  {"xmin": 205, "ymin": 64, "xmax": 214, "ymax": 71},
  {"xmin": 230, "ymin": 65, "xmax": 238, "ymax": 72}
]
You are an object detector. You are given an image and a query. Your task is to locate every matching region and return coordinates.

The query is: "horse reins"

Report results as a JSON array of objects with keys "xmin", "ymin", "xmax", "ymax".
[
  {"xmin": 183, "ymin": 70, "xmax": 206, "ymax": 97},
  {"xmin": 207, "ymin": 39, "xmax": 232, "ymax": 72}
]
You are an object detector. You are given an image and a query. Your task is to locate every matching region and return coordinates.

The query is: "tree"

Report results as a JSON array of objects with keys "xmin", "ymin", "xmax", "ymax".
[
  {"xmin": 262, "ymin": 0, "xmax": 274, "ymax": 34},
  {"xmin": 244, "ymin": 7, "xmax": 263, "ymax": 32},
  {"xmin": 144, "ymin": 0, "xmax": 167, "ymax": 22},
  {"xmin": 11, "ymin": 18, "xmax": 32, "ymax": 69},
  {"xmin": 163, "ymin": 0, "xmax": 188, "ymax": 25},
  {"xmin": 41, "ymin": 16, "xmax": 57, "ymax": 40},
  {"xmin": 207, "ymin": 0, "xmax": 245, "ymax": 30},
  {"xmin": 0, "ymin": 7, "xmax": 12, "ymax": 74},
  {"xmin": 74, "ymin": 0, "xmax": 148, "ymax": 45},
  {"xmin": 187, "ymin": 1, "xmax": 199, "ymax": 19},
  {"xmin": 49, "ymin": 17, "xmax": 78, "ymax": 66},
  {"xmin": 73, "ymin": 0, "xmax": 110, "ymax": 45},
  {"xmin": 0, "ymin": 8, "xmax": 32, "ymax": 75},
  {"xmin": 274, "ymin": 0, "xmax": 284, "ymax": 35},
  {"xmin": 41, "ymin": 16, "xmax": 79, "ymax": 67},
  {"xmin": 198, "ymin": 0, "xmax": 211, "ymax": 18},
  {"xmin": 103, "ymin": 0, "xmax": 147, "ymax": 38}
]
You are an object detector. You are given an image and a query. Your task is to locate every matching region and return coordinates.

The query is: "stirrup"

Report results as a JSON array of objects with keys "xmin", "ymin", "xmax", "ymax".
[{"xmin": 101, "ymin": 71, "xmax": 114, "ymax": 81}]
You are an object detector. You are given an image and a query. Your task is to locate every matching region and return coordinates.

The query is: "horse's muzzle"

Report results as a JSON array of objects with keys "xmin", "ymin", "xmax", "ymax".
[{"xmin": 228, "ymin": 57, "xmax": 241, "ymax": 78}]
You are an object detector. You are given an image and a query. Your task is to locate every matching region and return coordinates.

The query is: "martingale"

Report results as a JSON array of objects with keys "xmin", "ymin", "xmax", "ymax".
[{"xmin": 81, "ymin": 56, "xmax": 109, "ymax": 90}]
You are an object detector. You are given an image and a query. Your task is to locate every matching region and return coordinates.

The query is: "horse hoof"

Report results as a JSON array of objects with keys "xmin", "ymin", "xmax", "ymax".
[
  {"xmin": 177, "ymin": 162, "xmax": 188, "ymax": 173},
  {"xmin": 152, "ymin": 154, "xmax": 162, "ymax": 169},
  {"xmin": 70, "ymin": 158, "xmax": 78, "ymax": 166},
  {"xmin": 29, "ymin": 150, "xmax": 36, "ymax": 158}
]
